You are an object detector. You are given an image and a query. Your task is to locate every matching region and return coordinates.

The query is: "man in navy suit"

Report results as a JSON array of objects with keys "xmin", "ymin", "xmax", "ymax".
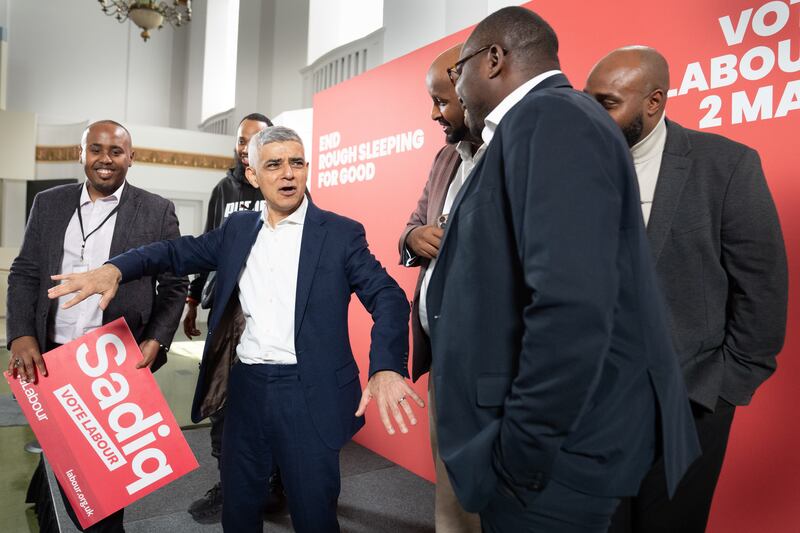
[
  {"xmin": 425, "ymin": 7, "xmax": 700, "ymax": 531},
  {"xmin": 49, "ymin": 126, "xmax": 424, "ymax": 533}
]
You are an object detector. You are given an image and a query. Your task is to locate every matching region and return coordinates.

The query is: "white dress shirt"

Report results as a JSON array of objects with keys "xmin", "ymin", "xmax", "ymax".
[
  {"xmin": 482, "ymin": 70, "xmax": 563, "ymax": 146},
  {"xmin": 419, "ymin": 140, "xmax": 486, "ymax": 335},
  {"xmin": 236, "ymin": 197, "xmax": 308, "ymax": 365},
  {"xmin": 53, "ymin": 181, "xmax": 125, "ymax": 344},
  {"xmin": 631, "ymin": 114, "xmax": 667, "ymax": 226}
]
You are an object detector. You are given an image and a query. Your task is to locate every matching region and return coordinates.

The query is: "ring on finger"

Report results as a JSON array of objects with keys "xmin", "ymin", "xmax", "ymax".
[{"xmin": 13, "ymin": 358, "xmax": 22, "ymax": 368}]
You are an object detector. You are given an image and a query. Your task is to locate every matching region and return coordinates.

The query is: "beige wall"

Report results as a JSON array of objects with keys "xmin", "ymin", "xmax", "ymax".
[
  {"xmin": 0, "ymin": 110, "xmax": 35, "ymax": 179},
  {"xmin": 0, "ymin": 118, "xmax": 232, "ymax": 248}
]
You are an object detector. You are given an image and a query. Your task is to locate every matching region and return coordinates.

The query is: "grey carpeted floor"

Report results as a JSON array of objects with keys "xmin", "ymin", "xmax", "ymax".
[
  {"xmin": 0, "ymin": 393, "xmax": 27, "ymax": 427},
  {"xmin": 46, "ymin": 426, "xmax": 435, "ymax": 532}
]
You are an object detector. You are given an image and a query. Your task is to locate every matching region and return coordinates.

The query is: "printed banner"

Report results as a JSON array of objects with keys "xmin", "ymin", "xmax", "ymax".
[
  {"xmin": 5, "ymin": 318, "xmax": 198, "ymax": 528},
  {"xmin": 312, "ymin": 1, "xmax": 799, "ymax": 531}
]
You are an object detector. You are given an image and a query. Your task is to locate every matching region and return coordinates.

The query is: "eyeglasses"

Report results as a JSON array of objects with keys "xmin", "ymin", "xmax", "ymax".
[{"xmin": 447, "ymin": 45, "xmax": 507, "ymax": 84}]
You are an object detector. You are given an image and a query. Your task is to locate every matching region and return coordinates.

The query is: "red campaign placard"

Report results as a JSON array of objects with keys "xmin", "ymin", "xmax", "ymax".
[{"xmin": 4, "ymin": 318, "xmax": 198, "ymax": 528}]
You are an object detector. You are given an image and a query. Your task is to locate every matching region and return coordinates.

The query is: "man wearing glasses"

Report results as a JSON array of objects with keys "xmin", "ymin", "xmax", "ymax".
[
  {"xmin": 425, "ymin": 7, "xmax": 700, "ymax": 531},
  {"xmin": 399, "ymin": 43, "xmax": 483, "ymax": 533}
]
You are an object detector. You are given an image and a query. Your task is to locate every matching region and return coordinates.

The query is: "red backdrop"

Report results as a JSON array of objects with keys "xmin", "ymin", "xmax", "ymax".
[{"xmin": 312, "ymin": 2, "xmax": 799, "ymax": 531}]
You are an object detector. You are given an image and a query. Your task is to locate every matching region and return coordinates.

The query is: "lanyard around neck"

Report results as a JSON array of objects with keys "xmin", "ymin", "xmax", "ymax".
[{"xmin": 76, "ymin": 199, "xmax": 120, "ymax": 262}]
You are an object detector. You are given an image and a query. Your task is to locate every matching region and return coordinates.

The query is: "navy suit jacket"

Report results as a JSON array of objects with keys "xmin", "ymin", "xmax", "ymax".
[
  {"xmin": 109, "ymin": 202, "xmax": 410, "ymax": 450},
  {"xmin": 426, "ymin": 74, "xmax": 700, "ymax": 511}
]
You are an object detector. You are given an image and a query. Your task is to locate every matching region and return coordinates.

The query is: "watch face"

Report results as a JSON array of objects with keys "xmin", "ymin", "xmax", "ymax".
[{"xmin": 437, "ymin": 214, "xmax": 449, "ymax": 229}]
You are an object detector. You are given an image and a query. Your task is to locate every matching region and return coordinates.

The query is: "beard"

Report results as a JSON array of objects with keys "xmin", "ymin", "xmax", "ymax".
[
  {"xmin": 622, "ymin": 113, "xmax": 645, "ymax": 148},
  {"xmin": 89, "ymin": 178, "xmax": 120, "ymax": 195},
  {"xmin": 233, "ymin": 151, "xmax": 247, "ymax": 180},
  {"xmin": 446, "ymin": 124, "xmax": 468, "ymax": 144}
]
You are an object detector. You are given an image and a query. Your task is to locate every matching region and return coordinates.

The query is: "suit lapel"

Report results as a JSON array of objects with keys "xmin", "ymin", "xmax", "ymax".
[
  {"xmin": 433, "ymin": 73, "xmax": 574, "ymax": 312},
  {"xmin": 48, "ymin": 184, "xmax": 84, "ymax": 276},
  {"xmin": 294, "ymin": 203, "xmax": 327, "ymax": 339},
  {"xmin": 442, "ymin": 73, "xmax": 572, "ymax": 250},
  {"xmin": 109, "ymin": 183, "xmax": 139, "ymax": 257},
  {"xmin": 646, "ymin": 120, "xmax": 692, "ymax": 263},
  {"xmin": 440, "ymin": 153, "xmax": 486, "ymax": 249},
  {"xmin": 209, "ymin": 212, "xmax": 262, "ymax": 330},
  {"xmin": 231, "ymin": 212, "xmax": 264, "ymax": 283}
]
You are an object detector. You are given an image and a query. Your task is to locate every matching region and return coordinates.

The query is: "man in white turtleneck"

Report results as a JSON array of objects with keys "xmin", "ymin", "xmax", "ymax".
[
  {"xmin": 586, "ymin": 47, "xmax": 787, "ymax": 533},
  {"xmin": 629, "ymin": 113, "xmax": 666, "ymax": 226}
]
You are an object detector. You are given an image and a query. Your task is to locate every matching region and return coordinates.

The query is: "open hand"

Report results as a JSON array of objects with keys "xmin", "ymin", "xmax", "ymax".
[
  {"xmin": 48, "ymin": 264, "xmax": 123, "ymax": 310},
  {"xmin": 355, "ymin": 370, "xmax": 425, "ymax": 435}
]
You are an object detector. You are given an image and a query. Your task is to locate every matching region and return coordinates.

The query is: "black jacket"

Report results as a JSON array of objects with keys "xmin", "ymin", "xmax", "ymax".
[
  {"xmin": 188, "ymin": 166, "xmax": 264, "ymax": 304},
  {"xmin": 650, "ymin": 120, "xmax": 787, "ymax": 410},
  {"xmin": 426, "ymin": 74, "xmax": 700, "ymax": 511}
]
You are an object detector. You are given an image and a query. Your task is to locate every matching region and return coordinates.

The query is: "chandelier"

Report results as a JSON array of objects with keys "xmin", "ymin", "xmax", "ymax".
[{"xmin": 98, "ymin": 1, "xmax": 192, "ymax": 42}]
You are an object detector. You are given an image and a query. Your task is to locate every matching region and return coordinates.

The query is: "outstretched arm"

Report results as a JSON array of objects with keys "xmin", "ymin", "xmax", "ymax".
[{"xmin": 48, "ymin": 222, "xmax": 227, "ymax": 310}]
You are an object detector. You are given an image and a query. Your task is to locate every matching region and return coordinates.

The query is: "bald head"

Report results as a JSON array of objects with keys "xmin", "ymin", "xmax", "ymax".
[
  {"xmin": 429, "ymin": 44, "xmax": 462, "ymax": 79},
  {"xmin": 466, "ymin": 6, "xmax": 559, "ymax": 74},
  {"xmin": 585, "ymin": 46, "xmax": 670, "ymax": 147},
  {"xmin": 80, "ymin": 120, "xmax": 134, "ymax": 200},
  {"xmin": 427, "ymin": 44, "xmax": 475, "ymax": 145},
  {"xmin": 81, "ymin": 120, "xmax": 131, "ymax": 153}
]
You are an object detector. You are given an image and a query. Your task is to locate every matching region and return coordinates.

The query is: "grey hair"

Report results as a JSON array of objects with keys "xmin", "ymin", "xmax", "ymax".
[{"xmin": 247, "ymin": 125, "xmax": 304, "ymax": 170}]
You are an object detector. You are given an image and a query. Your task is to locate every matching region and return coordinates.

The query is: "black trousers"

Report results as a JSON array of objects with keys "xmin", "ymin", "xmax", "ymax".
[
  {"xmin": 209, "ymin": 406, "xmax": 226, "ymax": 463},
  {"xmin": 210, "ymin": 404, "xmax": 281, "ymax": 490},
  {"xmin": 608, "ymin": 398, "xmax": 736, "ymax": 533},
  {"xmin": 58, "ymin": 483, "xmax": 125, "ymax": 533},
  {"xmin": 481, "ymin": 478, "xmax": 621, "ymax": 533},
  {"xmin": 221, "ymin": 363, "xmax": 340, "ymax": 533}
]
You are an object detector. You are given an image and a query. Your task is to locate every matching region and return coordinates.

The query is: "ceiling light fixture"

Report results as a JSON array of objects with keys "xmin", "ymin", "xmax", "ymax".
[{"xmin": 98, "ymin": 0, "xmax": 192, "ymax": 42}]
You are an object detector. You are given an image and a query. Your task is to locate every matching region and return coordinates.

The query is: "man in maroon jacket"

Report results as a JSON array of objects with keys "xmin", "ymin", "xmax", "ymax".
[{"xmin": 398, "ymin": 44, "xmax": 483, "ymax": 533}]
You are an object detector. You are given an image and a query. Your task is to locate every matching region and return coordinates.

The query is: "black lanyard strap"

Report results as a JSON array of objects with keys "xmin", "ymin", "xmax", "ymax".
[{"xmin": 76, "ymin": 200, "xmax": 120, "ymax": 261}]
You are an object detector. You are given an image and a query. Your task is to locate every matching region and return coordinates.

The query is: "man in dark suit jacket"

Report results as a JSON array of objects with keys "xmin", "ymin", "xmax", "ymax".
[
  {"xmin": 399, "ymin": 44, "xmax": 483, "ymax": 533},
  {"xmin": 586, "ymin": 46, "xmax": 788, "ymax": 533},
  {"xmin": 426, "ymin": 8, "xmax": 701, "ymax": 531},
  {"xmin": 49, "ymin": 125, "xmax": 423, "ymax": 533},
  {"xmin": 7, "ymin": 120, "xmax": 187, "ymax": 532}
]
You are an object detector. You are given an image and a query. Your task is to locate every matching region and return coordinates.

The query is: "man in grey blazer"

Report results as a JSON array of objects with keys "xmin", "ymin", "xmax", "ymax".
[
  {"xmin": 6, "ymin": 119, "xmax": 188, "ymax": 532},
  {"xmin": 586, "ymin": 46, "xmax": 788, "ymax": 533}
]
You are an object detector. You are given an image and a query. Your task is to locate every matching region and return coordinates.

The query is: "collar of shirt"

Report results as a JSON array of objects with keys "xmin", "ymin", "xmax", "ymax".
[
  {"xmin": 631, "ymin": 113, "xmax": 667, "ymax": 164},
  {"xmin": 80, "ymin": 180, "xmax": 125, "ymax": 207},
  {"xmin": 455, "ymin": 140, "xmax": 486, "ymax": 165},
  {"xmin": 262, "ymin": 195, "xmax": 309, "ymax": 229},
  {"xmin": 481, "ymin": 69, "xmax": 563, "ymax": 146}
]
